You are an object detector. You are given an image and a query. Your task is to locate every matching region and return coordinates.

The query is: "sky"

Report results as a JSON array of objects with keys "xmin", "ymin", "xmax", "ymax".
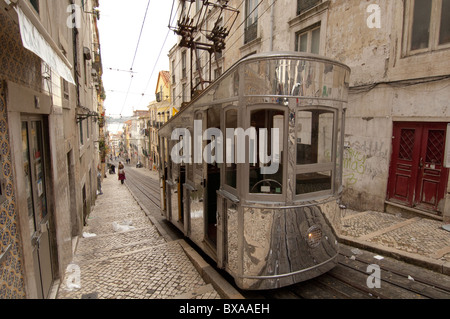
[{"xmin": 97, "ymin": 0, "xmax": 178, "ymax": 118}]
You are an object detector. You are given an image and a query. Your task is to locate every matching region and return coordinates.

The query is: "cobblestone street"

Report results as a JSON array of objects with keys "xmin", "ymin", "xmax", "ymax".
[
  {"xmin": 56, "ymin": 175, "xmax": 221, "ymax": 299},
  {"xmin": 340, "ymin": 209, "xmax": 450, "ymax": 269}
]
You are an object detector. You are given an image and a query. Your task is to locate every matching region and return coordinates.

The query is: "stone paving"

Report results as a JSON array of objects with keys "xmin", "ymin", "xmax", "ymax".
[
  {"xmin": 340, "ymin": 208, "xmax": 450, "ymax": 264},
  {"xmin": 56, "ymin": 174, "xmax": 221, "ymax": 300}
]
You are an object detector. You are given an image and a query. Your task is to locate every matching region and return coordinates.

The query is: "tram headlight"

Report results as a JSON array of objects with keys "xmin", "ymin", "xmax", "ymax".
[{"xmin": 306, "ymin": 225, "xmax": 323, "ymax": 248}]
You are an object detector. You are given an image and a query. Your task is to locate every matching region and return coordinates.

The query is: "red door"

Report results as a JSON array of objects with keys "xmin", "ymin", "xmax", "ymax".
[{"xmin": 387, "ymin": 122, "xmax": 449, "ymax": 214}]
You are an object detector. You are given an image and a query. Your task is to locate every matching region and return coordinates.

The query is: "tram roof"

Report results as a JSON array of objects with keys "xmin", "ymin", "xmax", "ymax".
[
  {"xmin": 160, "ymin": 51, "xmax": 350, "ymax": 132},
  {"xmin": 239, "ymin": 51, "xmax": 351, "ymax": 71}
]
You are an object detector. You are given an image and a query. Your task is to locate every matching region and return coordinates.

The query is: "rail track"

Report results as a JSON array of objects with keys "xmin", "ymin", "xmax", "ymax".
[
  {"xmin": 124, "ymin": 164, "xmax": 450, "ymax": 299},
  {"xmin": 246, "ymin": 244, "xmax": 450, "ymax": 299},
  {"xmin": 123, "ymin": 167, "xmax": 161, "ymax": 209}
]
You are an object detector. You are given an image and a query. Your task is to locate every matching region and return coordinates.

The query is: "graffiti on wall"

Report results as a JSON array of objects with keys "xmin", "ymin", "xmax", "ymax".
[
  {"xmin": 342, "ymin": 140, "xmax": 388, "ymax": 186},
  {"xmin": 343, "ymin": 148, "xmax": 367, "ymax": 185}
]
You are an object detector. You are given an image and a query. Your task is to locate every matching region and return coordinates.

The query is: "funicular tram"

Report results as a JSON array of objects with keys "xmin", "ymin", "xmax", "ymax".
[{"xmin": 158, "ymin": 52, "xmax": 351, "ymax": 290}]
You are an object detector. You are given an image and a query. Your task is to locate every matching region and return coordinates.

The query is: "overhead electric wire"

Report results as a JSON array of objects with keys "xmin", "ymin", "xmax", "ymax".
[
  {"xmin": 135, "ymin": 1, "xmax": 181, "ymax": 108},
  {"xmin": 119, "ymin": 0, "xmax": 152, "ymax": 117},
  {"xmin": 175, "ymin": 0, "xmax": 271, "ymax": 102},
  {"xmin": 168, "ymin": 0, "xmax": 245, "ymax": 103},
  {"xmin": 131, "ymin": 0, "xmax": 152, "ymax": 71},
  {"xmin": 134, "ymin": 0, "xmax": 268, "ymax": 108},
  {"xmin": 105, "ymin": 67, "xmax": 138, "ymax": 74}
]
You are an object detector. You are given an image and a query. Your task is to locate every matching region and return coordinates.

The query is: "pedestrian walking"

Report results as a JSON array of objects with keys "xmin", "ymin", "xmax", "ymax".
[{"xmin": 118, "ymin": 162, "xmax": 126, "ymax": 185}]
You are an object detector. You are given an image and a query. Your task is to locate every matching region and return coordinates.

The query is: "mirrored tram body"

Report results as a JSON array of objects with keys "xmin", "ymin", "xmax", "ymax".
[{"xmin": 158, "ymin": 52, "xmax": 351, "ymax": 290}]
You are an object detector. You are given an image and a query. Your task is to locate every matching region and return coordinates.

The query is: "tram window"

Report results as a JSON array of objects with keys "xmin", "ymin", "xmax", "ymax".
[
  {"xmin": 207, "ymin": 108, "xmax": 221, "ymax": 168},
  {"xmin": 296, "ymin": 171, "xmax": 332, "ymax": 195},
  {"xmin": 165, "ymin": 138, "xmax": 172, "ymax": 180},
  {"xmin": 194, "ymin": 112, "xmax": 203, "ymax": 173},
  {"xmin": 249, "ymin": 109, "xmax": 284, "ymax": 194},
  {"xmin": 187, "ymin": 130, "xmax": 194, "ymax": 181},
  {"xmin": 225, "ymin": 109, "xmax": 238, "ymax": 188},
  {"xmin": 296, "ymin": 110, "xmax": 334, "ymax": 165},
  {"xmin": 296, "ymin": 109, "xmax": 335, "ymax": 196}
]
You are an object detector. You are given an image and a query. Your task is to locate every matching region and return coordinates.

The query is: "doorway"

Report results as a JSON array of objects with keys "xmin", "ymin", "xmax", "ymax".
[
  {"xmin": 387, "ymin": 122, "xmax": 449, "ymax": 214},
  {"xmin": 21, "ymin": 118, "xmax": 54, "ymax": 299},
  {"xmin": 204, "ymin": 108, "xmax": 221, "ymax": 247}
]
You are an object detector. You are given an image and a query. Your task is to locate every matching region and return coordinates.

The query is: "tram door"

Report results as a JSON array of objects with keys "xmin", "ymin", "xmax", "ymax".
[
  {"xmin": 22, "ymin": 118, "xmax": 53, "ymax": 299},
  {"xmin": 178, "ymin": 164, "xmax": 185, "ymax": 223},
  {"xmin": 204, "ymin": 108, "xmax": 221, "ymax": 247},
  {"xmin": 160, "ymin": 137, "xmax": 167, "ymax": 215}
]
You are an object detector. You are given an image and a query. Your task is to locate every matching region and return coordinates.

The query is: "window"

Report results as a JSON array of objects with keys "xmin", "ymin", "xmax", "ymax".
[
  {"xmin": 214, "ymin": 68, "xmax": 222, "ymax": 80},
  {"xmin": 439, "ymin": 0, "xmax": 450, "ymax": 45},
  {"xmin": 244, "ymin": 0, "xmax": 259, "ymax": 44},
  {"xmin": 62, "ymin": 79, "xmax": 69, "ymax": 100},
  {"xmin": 182, "ymin": 84, "xmax": 187, "ymax": 103},
  {"xmin": 296, "ymin": 109, "xmax": 335, "ymax": 196},
  {"xmin": 225, "ymin": 109, "xmax": 238, "ymax": 189},
  {"xmin": 195, "ymin": 37, "xmax": 201, "ymax": 71},
  {"xmin": 297, "ymin": 0, "xmax": 321, "ymax": 15},
  {"xmin": 79, "ymin": 120, "xmax": 84, "ymax": 146},
  {"xmin": 182, "ymin": 51, "xmax": 187, "ymax": 79},
  {"xmin": 249, "ymin": 109, "xmax": 285, "ymax": 195},
  {"xmin": 406, "ymin": 0, "xmax": 450, "ymax": 54},
  {"xmin": 296, "ymin": 24, "xmax": 321, "ymax": 54},
  {"xmin": 172, "ymin": 60, "xmax": 176, "ymax": 84}
]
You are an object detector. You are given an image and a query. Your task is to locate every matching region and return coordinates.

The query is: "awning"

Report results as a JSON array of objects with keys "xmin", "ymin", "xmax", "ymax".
[{"xmin": 15, "ymin": 5, "xmax": 75, "ymax": 84}]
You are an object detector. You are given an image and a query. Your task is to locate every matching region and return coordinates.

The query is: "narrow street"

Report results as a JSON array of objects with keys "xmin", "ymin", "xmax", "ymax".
[{"xmin": 56, "ymin": 165, "xmax": 224, "ymax": 299}]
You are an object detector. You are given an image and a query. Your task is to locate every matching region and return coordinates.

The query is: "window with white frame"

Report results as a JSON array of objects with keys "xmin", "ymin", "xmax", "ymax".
[
  {"xmin": 296, "ymin": 23, "xmax": 321, "ymax": 54},
  {"xmin": 405, "ymin": 0, "xmax": 450, "ymax": 54}
]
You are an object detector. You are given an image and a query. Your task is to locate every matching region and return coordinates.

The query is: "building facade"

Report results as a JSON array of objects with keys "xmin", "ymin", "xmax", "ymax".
[
  {"xmin": 125, "ymin": 110, "xmax": 150, "ymax": 167},
  {"xmin": 148, "ymin": 71, "xmax": 172, "ymax": 170},
  {"xmin": 0, "ymin": 0, "xmax": 104, "ymax": 298},
  {"xmin": 169, "ymin": 0, "xmax": 450, "ymax": 222}
]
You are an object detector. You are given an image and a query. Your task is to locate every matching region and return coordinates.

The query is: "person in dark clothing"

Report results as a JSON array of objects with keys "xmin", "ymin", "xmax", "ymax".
[{"xmin": 118, "ymin": 162, "xmax": 126, "ymax": 185}]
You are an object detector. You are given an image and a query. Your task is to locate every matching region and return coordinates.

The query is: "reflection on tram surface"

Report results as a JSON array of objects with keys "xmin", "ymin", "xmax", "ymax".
[{"xmin": 158, "ymin": 52, "xmax": 351, "ymax": 290}]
